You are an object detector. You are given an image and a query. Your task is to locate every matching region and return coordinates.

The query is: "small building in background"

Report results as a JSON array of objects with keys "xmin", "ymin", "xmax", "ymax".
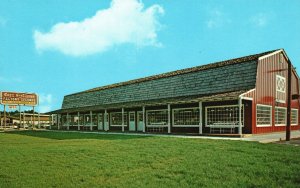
[{"xmin": 0, "ymin": 113, "xmax": 51, "ymax": 128}]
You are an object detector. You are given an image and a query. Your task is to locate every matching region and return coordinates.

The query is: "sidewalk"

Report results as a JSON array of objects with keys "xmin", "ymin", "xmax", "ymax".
[
  {"xmin": 3, "ymin": 129, "xmax": 300, "ymax": 143},
  {"xmin": 68, "ymin": 130, "xmax": 300, "ymax": 143},
  {"xmin": 242, "ymin": 130, "xmax": 300, "ymax": 143}
]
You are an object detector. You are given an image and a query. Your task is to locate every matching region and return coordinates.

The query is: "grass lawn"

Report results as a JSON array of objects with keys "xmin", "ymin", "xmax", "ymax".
[{"xmin": 0, "ymin": 131, "xmax": 300, "ymax": 188}]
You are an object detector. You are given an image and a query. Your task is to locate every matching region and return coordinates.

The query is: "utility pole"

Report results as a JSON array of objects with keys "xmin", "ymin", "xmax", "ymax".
[{"xmin": 286, "ymin": 59, "xmax": 292, "ymax": 141}]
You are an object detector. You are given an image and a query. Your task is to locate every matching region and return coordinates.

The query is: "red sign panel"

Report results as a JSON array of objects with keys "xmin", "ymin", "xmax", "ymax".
[{"xmin": 0, "ymin": 92, "xmax": 38, "ymax": 106}]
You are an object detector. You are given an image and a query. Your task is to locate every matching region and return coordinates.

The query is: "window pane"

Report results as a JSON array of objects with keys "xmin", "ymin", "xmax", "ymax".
[
  {"xmin": 69, "ymin": 115, "xmax": 75, "ymax": 126},
  {"xmin": 137, "ymin": 112, "xmax": 143, "ymax": 122},
  {"xmin": 85, "ymin": 115, "xmax": 91, "ymax": 124},
  {"xmin": 275, "ymin": 107, "xmax": 286, "ymax": 125},
  {"xmin": 79, "ymin": 115, "xmax": 84, "ymax": 125},
  {"xmin": 129, "ymin": 113, "xmax": 135, "ymax": 121},
  {"xmin": 257, "ymin": 105, "xmax": 272, "ymax": 126},
  {"xmin": 276, "ymin": 75, "xmax": 286, "ymax": 103},
  {"xmin": 276, "ymin": 75, "xmax": 286, "ymax": 93},
  {"xmin": 147, "ymin": 110, "xmax": 168, "ymax": 126},
  {"xmin": 173, "ymin": 108, "xmax": 199, "ymax": 126},
  {"xmin": 291, "ymin": 109, "xmax": 298, "ymax": 125},
  {"xmin": 92, "ymin": 114, "xmax": 98, "ymax": 125},
  {"xmin": 98, "ymin": 113, "xmax": 103, "ymax": 124},
  {"xmin": 62, "ymin": 115, "xmax": 67, "ymax": 125},
  {"xmin": 206, "ymin": 105, "xmax": 243, "ymax": 127},
  {"xmin": 110, "ymin": 112, "xmax": 128, "ymax": 125}
]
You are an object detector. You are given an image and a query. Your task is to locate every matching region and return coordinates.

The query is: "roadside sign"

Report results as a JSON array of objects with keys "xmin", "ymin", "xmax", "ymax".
[{"xmin": 0, "ymin": 92, "xmax": 38, "ymax": 106}]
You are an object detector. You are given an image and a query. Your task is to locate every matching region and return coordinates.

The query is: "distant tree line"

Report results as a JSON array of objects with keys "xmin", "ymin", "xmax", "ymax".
[{"xmin": 0, "ymin": 110, "xmax": 39, "ymax": 115}]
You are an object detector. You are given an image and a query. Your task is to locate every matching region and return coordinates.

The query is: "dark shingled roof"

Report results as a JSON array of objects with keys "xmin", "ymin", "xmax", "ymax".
[
  {"xmin": 59, "ymin": 49, "xmax": 279, "ymax": 111},
  {"xmin": 68, "ymin": 49, "xmax": 278, "ymax": 96}
]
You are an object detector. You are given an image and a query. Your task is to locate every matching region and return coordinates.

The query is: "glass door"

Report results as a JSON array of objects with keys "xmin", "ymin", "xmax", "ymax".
[
  {"xmin": 137, "ymin": 111, "xmax": 143, "ymax": 131},
  {"xmin": 98, "ymin": 113, "xmax": 103, "ymax": 130},
  {"xmin": 129, "ymin": 112, "xmax": 136, "ymax": 131}
]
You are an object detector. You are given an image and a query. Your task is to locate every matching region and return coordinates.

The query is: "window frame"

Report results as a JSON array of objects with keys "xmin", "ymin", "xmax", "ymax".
[
  {"xmin": 274, "ymin": 106, "xmax": 287, "ymax": 126},
  {"xmin": 291, "ymin": 108, "xmax": 298, "ymax": 126},
  {"xmin": 205, "ymin": 104, "xmax": 244, "ymax": 128},
  {"xmin": 146, "ymin": 109, "xmax": 168, "ymax": 127},
  {"xmin": 84, "ymin": 114, "xmax": 92, "ymax": 126},
  {"xmin": 256, "ymin": 104, "xmax": 272, "ymax": 127},
  {"xmin": 92, "ymin": 114, "xmax": 98, "ymax": 126},
  {"xmin": 172, "ymin": 107, "xmax": 200, "ymax": 127},
  {"xmin": 276, "ymin": 75, "xmax": 286, "ymax": 103},
  {"xmin": 110, "ymin": 112, "xmax": 128, "ymax": 127},
  {"xmin": 62, "ymin": 115, "xmax": 68, "ymax": 126}
]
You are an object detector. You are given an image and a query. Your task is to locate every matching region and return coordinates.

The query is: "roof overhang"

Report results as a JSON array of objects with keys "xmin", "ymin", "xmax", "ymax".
[
  {"xmin": 49, "ymin": 90, "xmax": 251, "ymax": 114},
  {"xmin": 258, "ymin": 49, "xmax": 288, "ymax": 61}
]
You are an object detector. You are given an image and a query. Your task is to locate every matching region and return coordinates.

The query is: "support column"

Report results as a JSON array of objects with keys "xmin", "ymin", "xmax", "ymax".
[
  {"xmin": 67, "ymin": 113, "xmax": 69, "ymax": 130},
  {"xmin": 122, "ymin": 108, "xmax": 124, "ymax": 132},
  {"xmin": 30, "ymin": 116, "xmax": 33, "ymax": 128},
  {"xmin": 97, "ymin": 113, "xmax": 100, "ymax": 130},
  {"xmin": 83, "ymin": 113, "xmax": 85, "ymax": 129},
  {"xmin": 38, "ymin": 113, "xmax": 40, "ymax": 129},
  {"xmin": 19, "ymin": 105, "xmax": 21, "ymax": 129},
  {"xmin": 57, "ymin": 114, "xmax": 60, "ymax": 130},
  {"xmin": 238, "ymin": 97, "xmax": 242, "ymax": 136},
  {"xmin": 199, "ymin": 101, "xmax": 203, "ymax": 134},
  {"xmin": 90, "ymin": 111, "xmax": 93, "ymax": 131},
  {"xmin": 168, "ymin": 104, "xmax": 171, "ymax": 134},
  {"xmin": 0, "ymin": 110, "xmax": 2, "ymax": 128},
  {"xmin": 23, "ymin": 112, "xmax": 25, "ymax": 128},
  {"xmin": 77, "ymin": 112, "xmax": 80, "ymax": 131},
  {"xmin": 142, "ymin": 106, "xmax": 145, "ymax": 133},
  {"xmin": 104, "ymin": 110, "xmax": 108, "ymax": 131},
  {"xmin": 32, "ymin": 106, "xmax": 35, "ymax": 130},
  {"xmin": 50, "ymin": 114, "xmax": 53, "ymax": 130}
]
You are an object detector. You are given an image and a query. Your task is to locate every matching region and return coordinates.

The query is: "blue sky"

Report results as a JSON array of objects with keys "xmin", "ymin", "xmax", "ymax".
[{"xmin": 0, "ymin": 0, "xmax": 300, "ymax": 112}]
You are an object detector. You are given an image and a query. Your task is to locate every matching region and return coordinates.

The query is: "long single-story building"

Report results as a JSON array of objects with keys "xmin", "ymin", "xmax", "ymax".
[{"xmin": 50, "ymin": 49, "xmax": 300, "ymax": 135}]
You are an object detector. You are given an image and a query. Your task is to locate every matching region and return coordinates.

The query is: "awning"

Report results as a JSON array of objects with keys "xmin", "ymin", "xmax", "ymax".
[{"xmin": 48, "ymin": 90, "xmax": 251, "ymax": 114}]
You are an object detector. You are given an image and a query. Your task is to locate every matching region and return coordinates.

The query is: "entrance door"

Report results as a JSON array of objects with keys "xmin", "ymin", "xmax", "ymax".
[
  {"xmin": 129, "ymin": 112, "xmax": 136, "ymax": 131},
  {"xmin": 98, "ymin": 113, "xmax": 103, "ymax": 130},
  {"xmin": 137, "ymin": 111, "xmax": 144, "ymax": 131}
]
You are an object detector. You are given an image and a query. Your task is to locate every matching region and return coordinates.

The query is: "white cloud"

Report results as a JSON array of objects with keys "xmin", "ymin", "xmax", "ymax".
[
  {"xmin": 206, "ymin": 9, "xmax": 231, "ymax": 29},
  {"xmin": 250, "ymin": 13, "xmax": 268, "ymax": 27},
  {"xmin": 38, "ymin": 94, "xmax": 53, "ymax": 113},
  {"xmin": 34, "ymin": 0, "xmax": 164, "ymax": 56}
]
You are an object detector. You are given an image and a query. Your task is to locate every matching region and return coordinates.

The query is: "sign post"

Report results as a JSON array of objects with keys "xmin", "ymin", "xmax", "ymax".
[
  {"xmin": 19, "ymin": 105, "xmax": 21, "ymax": 129},
  {"xmin": 4, "ymin": 105, "xmax": 6, "ymax": 129},
  {"xmin": 0, "ymin": 92, "xmax": 38, "ymax": 106},
  {"xmin": 32, "ymin": 106, "xmax": 35, "ymax": 130},
  {"xmin": 0, "ymin": 92, "xmax": 38, "ymax": 130}
]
